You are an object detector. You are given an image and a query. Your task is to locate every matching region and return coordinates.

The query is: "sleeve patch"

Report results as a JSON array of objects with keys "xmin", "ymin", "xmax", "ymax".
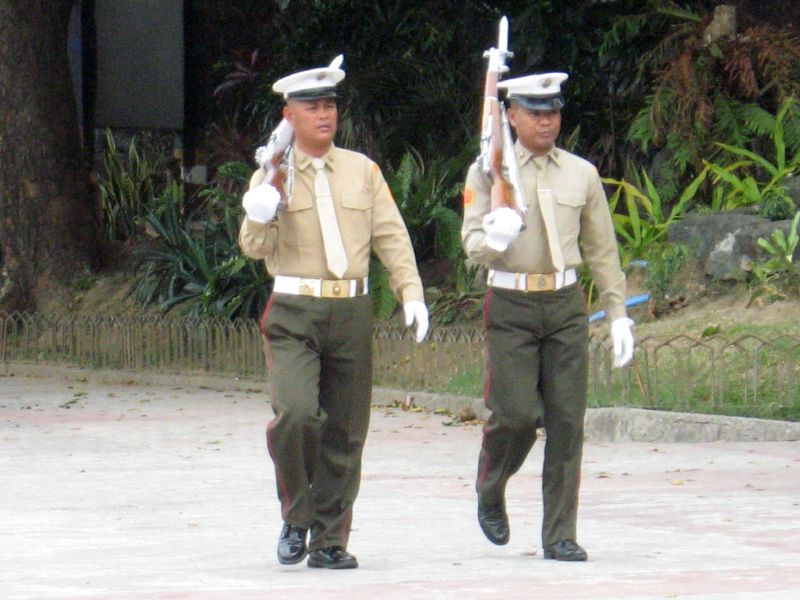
[{"xmin": 463, "ymin": 186, "xmax": 474, "ymax": 207}]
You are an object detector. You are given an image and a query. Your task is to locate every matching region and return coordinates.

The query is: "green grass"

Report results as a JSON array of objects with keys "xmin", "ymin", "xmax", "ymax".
[{"xmin": 378, "ymin": 344, "xmax": 800, "ymax": 422}]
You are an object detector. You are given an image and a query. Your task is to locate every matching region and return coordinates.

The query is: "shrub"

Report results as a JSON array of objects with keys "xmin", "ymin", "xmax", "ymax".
[{"xmin": 131, "ymin": 176, "xmax": 271, "ymax": 320}]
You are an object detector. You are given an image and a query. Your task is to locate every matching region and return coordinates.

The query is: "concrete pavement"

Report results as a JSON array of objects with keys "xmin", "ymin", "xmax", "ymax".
[{"xmin": 1, "ymin": 371, "xmax": 799, "ymax": 599}]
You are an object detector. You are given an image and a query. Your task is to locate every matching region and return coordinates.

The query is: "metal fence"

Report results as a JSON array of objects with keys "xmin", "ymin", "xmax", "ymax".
[
  {"xmin": 592, "ymin": 333, "xmax": 800, "ymax": 418},
  {"xmin": 0, "ymin": 312, "xmax": 266, "ymax": 376},
  {"xmin": 1, "ymin": 311, "xmax": 798, "ymax": 419}
]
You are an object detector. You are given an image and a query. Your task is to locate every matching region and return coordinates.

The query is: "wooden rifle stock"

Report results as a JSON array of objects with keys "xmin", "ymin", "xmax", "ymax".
[{"xmin": 488, "ymin": 92, "xmax": 516, "ymax": 214}]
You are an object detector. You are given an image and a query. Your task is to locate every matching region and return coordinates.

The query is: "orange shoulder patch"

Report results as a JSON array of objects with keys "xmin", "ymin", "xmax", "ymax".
[
  {"xmin": 463, "ymin": 186, "xmax": 475, "ymax": 207},
  {"xmin": 372, "ymin": 162, "xmax": 381, "ymax": 173}
]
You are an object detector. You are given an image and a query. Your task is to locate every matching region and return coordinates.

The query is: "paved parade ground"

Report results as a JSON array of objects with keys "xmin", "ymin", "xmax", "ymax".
[{"xmin": 1, "ymin": 370, "xmax": 799, "ymax": 599}]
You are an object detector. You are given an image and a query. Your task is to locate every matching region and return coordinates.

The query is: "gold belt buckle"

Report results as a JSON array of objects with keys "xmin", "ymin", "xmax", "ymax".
[
  {"xmin": 322, "ymin": 280, "xmax": 348, "ymax": 298},
  {"xmin": 526, "ymin": 273, "xmax": 555, "ymax": 292}
]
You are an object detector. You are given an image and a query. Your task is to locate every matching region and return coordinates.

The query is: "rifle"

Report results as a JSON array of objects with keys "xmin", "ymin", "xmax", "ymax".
[
  {"xmin": 478, "ymin": 17, "xmax": 527, "ymax": 220},
  {"xmin": 254, "ymin": 118, "xmax": 295, "ymax": 206}
]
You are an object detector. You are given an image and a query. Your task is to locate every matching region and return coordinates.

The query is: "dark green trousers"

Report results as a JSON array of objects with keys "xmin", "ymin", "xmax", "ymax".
[
  {"xmin": 477, "ymin": 284, "xmax": 588, "ymax": 547},
  {"xmin": 261, "ymin": 293, "xmax": 373, "ymax": 551}
]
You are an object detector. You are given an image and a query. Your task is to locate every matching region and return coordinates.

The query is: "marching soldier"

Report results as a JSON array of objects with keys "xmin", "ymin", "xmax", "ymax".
[
  {"xmin": 462, "ymin": 72, "xmax": 635, "ymax": 561},
  {"xmin": 239, "ymin": 58, "xmax": 429, "ymax": 569}
]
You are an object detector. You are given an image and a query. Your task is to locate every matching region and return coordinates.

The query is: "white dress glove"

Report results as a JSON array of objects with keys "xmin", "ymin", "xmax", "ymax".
[
  {"xmin": 403, "ymin": 301, "xmax": 429, "ymax": 343},
  {"xmin": 242, "ymin": 183, "xmax": 281, "ymax": 223},
  {"xmin": 483, "ymin": 207, "xmax": 523, "ymax": 252},
  {"xmin": 611, "ymin": 317, "xmax": 635, "ymax": 367}
]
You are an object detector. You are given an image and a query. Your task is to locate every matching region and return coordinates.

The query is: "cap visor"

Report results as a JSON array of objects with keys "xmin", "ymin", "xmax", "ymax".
[
  {"xmin": 510, "ymin": 96, "xmax": 564, "ymax": 110},
  {"xmin": 287, "ymin": 87, "xmax": 338, "ymax": 100}
]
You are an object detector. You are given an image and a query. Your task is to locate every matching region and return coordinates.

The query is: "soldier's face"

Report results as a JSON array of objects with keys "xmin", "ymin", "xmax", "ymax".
[
  {"xmin": 284, "ymin": 98, "xmax": 338, "ymax": 152},
  {"xmin": 507, "ymin": 105, "xmax": 561, "ymax": 156}
]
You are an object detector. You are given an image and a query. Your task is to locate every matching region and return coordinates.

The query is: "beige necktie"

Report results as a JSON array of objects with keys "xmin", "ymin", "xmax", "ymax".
[
  {"xmin": 537, "ymin": 188, "xmax": 566, "ymax": 272},
  {"xmin": 312, "ymin": 158, "xmax": 348, "ymax": 278}
]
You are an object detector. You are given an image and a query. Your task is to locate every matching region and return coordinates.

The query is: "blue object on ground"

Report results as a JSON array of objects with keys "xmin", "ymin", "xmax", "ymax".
[{"xmin": 589, "ymin": 293, "xmax": 650, "ymax": 323}]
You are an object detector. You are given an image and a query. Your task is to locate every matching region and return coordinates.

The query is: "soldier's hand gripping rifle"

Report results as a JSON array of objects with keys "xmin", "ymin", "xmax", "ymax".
[
  {"xmin": 254, "ymin": 118, "xmax": 295, "ymax": 206},
  {"xmin": 241, "ymin": 119, "xmax": 293, "ymax": 223},
  {"xmin": 478, "ymin": 17, "xmax": 526, "ymax": 221}
]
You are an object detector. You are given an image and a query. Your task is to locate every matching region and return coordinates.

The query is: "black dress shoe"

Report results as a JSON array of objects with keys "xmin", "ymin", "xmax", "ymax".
[
  {"xmin": 307, "ymin": 546, "xmax": 359, "ymax": 569},
  {"xmin": 277, "ymin": 523, "xmax": 308, "ymax": 565},
  {"xmin": 543, "ymin": 540, "xmax": 588, "ymax": 561},
  {"xmin": 477, "ymin": 500, "xmax": 509, "ymax": 545}
]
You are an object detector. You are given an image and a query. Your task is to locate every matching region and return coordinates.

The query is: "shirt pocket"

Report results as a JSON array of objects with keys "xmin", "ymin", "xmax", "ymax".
[
  {"xmin": 339, "ymin": 192, "xmax": 373, "ymax": 250},
  {"xmin": 341, "ymin": 193, "xmax": 373, "ymax": 211},
  {"xmin": 286, "ymin": 193, "xmax": 313, "ymax": 213},
  {"xmin": 554, "ymin": 191, "xmax": 585, "ymax": 245},
  {"xmin": 280, "ymin": 193, "xmax": 316, "ymax": 258}
]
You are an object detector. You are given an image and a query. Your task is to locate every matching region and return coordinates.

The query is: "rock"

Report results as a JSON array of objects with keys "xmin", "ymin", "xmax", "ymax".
[{"xmin": 668, "ymin": 212, "xmax": 799, "ymax": 281}]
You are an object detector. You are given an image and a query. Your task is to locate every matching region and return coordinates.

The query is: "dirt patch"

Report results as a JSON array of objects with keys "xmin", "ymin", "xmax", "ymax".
[
  {"xmin": 633, "ymin": 289, "xmax": 800, "ymax": 339},
  {"xmin": 62, "ymin": 268, "xmax": 161, "ymax": 319},
  {"xmin": 65, "ymin": 258, "xmax": 800, "ymax": 340},
  {"xmin": 590, "ymin": 255, "xmax": 800, "ymax": 340}
]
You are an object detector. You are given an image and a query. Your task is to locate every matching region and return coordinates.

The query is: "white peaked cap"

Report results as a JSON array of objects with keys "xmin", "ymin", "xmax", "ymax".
[
  {"xmin": 498, "ymin": 72, "xmax": 569, "ymax": 110},
  {"xmin": 273, "ymin": 56, "xmax": 345, "ymax": 100}
]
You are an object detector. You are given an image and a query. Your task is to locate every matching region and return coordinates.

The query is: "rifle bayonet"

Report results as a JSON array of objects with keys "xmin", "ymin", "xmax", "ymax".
[{"xmin": 478, "ymin": 16, "xmax": 526, "ymax": 220}]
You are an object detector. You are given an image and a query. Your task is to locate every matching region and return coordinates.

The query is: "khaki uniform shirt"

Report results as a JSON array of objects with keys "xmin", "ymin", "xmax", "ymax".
[
  {"xmin": 462, "ymin": 141, "xmax": 627, "ymax": 321},
  {"xmin": 239, "ymin": 144, "xmax": 424, "ymax": 303}
]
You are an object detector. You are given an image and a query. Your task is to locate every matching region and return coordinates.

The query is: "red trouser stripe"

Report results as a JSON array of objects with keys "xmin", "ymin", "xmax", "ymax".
[
  {"xmin": 261, "ymin": 294, "xmax": 291, "ymax": 520},
  {"xmin": 477, "ymin": 288, "xmax": 494, "ymax": 489}
]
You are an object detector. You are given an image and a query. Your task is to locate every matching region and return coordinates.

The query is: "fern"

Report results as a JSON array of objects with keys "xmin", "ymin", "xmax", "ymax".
[
  {"xmin": 654, "ymin": 2, "xmax": 701, "ymax": 23},
  {"xmin": 599, "ymin": 13, "xmax": 649, "ymax": 56},
  {"xmin": 616, "ymin": 3, "xmax": 800, "ymax": 210},
  {"xmin": 627, "ymin": 104, "xmax": 655, "ymax": 153},
  {"xmin": 712, "ymin": 98, "xmax": 748, "ymax": 149},
  {"xmin": 783, "ymin": 106, "xmax": 800, "ymax": 157},
  {"xmin": 741, "ymin": 103, "xmax": 778, "ymax": 137},
  {"xmin": 713, "ymin": 99, "xmax": 778, "ymax": 151}
]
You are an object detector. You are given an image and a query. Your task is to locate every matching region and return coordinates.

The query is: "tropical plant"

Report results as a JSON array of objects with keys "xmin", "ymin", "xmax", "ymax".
[
  {"xmin": 759, "ymin": 190, "xmax": 796, "ymax": 222},
  {"xmin": 578, "ymin": 263, "xmax": 597, "ymax": 308},
  {"xmin": 386, "ymin": 146, "xmax": 470, "ymax": 264},
  {"xmin": 603, "ymin": 166, "xmax": 705, "ymax": 264},
  {"xmin": 749, "ymin": 211, "xmax": 800, "ymax": 304},
  {"xmin": 98, "ymin": 129, "xmax": 169, "ymax": 241},
  {"xmin": 428, "ymin": 261, "xmax": 484, "ymax": 325},
  {"xmin": 368, "ymin": 145, "xmax": 473, "ymax": 322},
  {"xmin": 645, "ymin": 242, "xmax": 689, "ymax": 314},
  {"xmin": 602, "ymin": 2, "xmax": 800, "ymax": 198},
  {"xmin": 195, "ymin": 161, "xmax": 253, "ymax": 216},
  {"xmin": 131, "ymin": 181, "xmax": 270, "ymax": 319},
  {"xmin": 699, "ymin": 98, "xmax": 800, "ymax": 214},
  {"xmin": 369, "ymin": 257, "xmax": 398, "ymax": 322}
]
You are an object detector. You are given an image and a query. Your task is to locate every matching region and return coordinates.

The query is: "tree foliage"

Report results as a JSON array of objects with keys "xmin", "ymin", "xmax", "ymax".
[
  {"xmin": 128, "ymin": 0, "xmax": 800, "ymax": 319},
  {"xmin": 600, "ymin": 1, "xmax": 800, "ymax": 198}
]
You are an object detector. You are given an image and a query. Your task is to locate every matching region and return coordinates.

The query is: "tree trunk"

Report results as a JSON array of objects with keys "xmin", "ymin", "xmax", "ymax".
[{"xmin": 0, "ymin": 0, "xmax": 100, "ymax": 313}]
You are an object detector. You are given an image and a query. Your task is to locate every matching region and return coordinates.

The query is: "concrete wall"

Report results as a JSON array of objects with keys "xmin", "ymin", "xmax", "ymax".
[{"xmin": 95, "ymin": 0, "xmax": 183, "ymax": 129}]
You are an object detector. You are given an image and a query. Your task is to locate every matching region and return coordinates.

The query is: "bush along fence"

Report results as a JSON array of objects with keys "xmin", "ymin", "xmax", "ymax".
[{"xmin": 1, "ymin": 312, "xmax": 798, "ymax": 421}]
